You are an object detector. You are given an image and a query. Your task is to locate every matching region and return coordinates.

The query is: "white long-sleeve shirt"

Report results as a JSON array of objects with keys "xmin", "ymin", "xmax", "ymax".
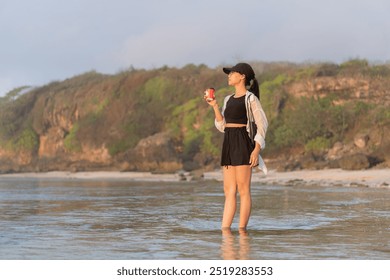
[{"xmin": 214, "ymin": 91, "xmax": 269, "ymax": 174}]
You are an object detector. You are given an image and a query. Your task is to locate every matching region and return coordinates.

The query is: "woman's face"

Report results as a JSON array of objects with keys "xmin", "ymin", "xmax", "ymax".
[{"xmin": 228, "ymin": 71, "xmax": 245, "ymax": 86}]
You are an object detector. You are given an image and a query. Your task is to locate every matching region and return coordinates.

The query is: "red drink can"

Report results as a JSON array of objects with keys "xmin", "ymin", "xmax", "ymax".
[{"xmin": 205, "ymin": 87, "xmax": 215, "ymax": 101}]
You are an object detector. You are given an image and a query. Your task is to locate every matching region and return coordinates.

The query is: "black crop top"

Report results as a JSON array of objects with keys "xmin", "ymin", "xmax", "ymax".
[{"xmin": 224, "ymin": 95, "xmax": 248, "ymax": 124}]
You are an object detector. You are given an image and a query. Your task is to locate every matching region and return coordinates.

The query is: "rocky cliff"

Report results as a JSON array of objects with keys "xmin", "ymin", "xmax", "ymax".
[
  {"xmin": 265, "ymin": 66, "xmax": 390, "ymax": 171},
  {"xmin": 1, "ymin": 61, "xmax": 389, "ymax": 174}
]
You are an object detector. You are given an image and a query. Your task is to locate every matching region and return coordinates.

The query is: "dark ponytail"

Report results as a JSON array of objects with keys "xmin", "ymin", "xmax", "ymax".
[{"xmin": 247, "ymin": 78, "xmax": 260, "ymax": 99}]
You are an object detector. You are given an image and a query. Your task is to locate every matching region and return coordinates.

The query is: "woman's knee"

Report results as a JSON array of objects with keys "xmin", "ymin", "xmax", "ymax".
[
  {"xmin": 224, "ymin": 184, "xmax": 237, "ymax": 197},
  {"xmin": 237, "ymin": 184, "xmax": 251, "ymax": 196}
]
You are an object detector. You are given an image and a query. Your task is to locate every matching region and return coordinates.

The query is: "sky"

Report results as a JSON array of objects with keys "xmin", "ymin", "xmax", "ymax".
[{"xmin": 1, "ymin": 0, "xmax": 390, "ymax": 96}]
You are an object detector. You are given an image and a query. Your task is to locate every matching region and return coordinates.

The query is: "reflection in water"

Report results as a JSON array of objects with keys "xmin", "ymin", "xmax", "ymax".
[{"xmin": 221, "ymin": 228, "xmax": 251, "ymax": 260}]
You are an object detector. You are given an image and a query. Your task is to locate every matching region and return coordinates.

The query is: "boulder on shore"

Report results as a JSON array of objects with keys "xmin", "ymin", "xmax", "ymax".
[{"xmin": 338, "ymin": 153, "xmax": 370, "ymax": 170}]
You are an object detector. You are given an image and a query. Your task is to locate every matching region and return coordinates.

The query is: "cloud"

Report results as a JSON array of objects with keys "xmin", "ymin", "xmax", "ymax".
[
  {"xmin": 113, "ymin": 0, "xmax": 390, "ymax": 70},
  {"xmin": 114, "ymin": 20, "xmax": 248, "ymax": 69},
  {"xmin": 245, "ymin": 0, "xmax": 390, "ymax": 62}
]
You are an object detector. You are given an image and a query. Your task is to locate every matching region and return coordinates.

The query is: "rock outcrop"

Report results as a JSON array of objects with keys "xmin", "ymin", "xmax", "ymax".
[
  {"xmin": 120, "ymin": 132, "xmax": 182, "ymax": 172},
  {"xmin": 286, "ymin": 76, "xmax": 390, "ymax": 105}
]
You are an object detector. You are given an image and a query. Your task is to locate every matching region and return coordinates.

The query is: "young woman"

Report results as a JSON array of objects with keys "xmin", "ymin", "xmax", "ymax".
[{"xmin": 205, "ymin": 62, "xmax": 268, "ymax": 230}]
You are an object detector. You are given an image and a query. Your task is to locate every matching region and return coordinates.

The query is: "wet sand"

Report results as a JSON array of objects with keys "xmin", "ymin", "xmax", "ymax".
[
  {"xmin": 0, "ymin": 168, "xmax": 389, "ymax": 188},
  {"xmin": 0, "ymin": 171, "xmax": 180, "ymax": 181}
]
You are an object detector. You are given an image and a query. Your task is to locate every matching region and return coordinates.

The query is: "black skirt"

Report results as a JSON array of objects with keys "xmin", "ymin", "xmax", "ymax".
[{"xmin": 221, "ymin": 127, "xmax": 255, "ymax": 166}]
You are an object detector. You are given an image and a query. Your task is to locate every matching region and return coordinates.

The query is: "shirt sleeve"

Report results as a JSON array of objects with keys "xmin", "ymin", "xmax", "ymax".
[{"xmin": 249, "ymin": 95, "xmax": 268, "ymax": 149}]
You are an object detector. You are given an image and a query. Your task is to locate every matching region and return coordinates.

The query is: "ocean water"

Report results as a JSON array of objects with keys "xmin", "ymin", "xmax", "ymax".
[{"xmin": 0, "ymin": 178, "xmax": 389, "ymax": 259}]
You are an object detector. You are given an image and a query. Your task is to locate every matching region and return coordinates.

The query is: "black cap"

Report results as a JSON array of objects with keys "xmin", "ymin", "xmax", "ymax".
[{"xmin": 223, "ymin": 63, "xmax": 255, "ymax": 81}]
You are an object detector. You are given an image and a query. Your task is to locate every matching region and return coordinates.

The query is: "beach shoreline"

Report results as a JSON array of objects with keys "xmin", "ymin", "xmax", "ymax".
[
  {"xmin": 205, "ymin": 168, "xmax": 390, "ymax": 188},
  {"xmin": 0, "ymin": 168, "xmax": 389, "ymax": 188}
]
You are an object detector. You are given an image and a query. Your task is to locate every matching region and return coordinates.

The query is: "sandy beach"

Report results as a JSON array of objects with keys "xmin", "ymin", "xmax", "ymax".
[
  {"xmin": 205, "ymin": 168, "xmax": 390, "ymax": 188},
  {"xmin": 0, "ymin": 168, "xmax": 389, "ymax": 188}
]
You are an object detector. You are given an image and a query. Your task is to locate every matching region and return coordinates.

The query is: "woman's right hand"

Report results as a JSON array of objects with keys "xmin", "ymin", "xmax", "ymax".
[{"xmin": 206, "ymin": 98, "xmax": 217, "ymax": 107}]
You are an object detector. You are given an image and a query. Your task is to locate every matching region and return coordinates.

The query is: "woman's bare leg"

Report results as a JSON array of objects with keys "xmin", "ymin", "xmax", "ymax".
[
  {"xmin": 235, "ymin": 165, "xmax": 252, "ymax": 229},
  {"xmin": 222, "ymin": 166, "xmax": 237, "ymax": 229}
]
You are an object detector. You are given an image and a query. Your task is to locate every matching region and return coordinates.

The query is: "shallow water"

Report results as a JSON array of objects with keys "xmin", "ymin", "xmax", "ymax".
[{"xmin": 0, "ymin": 178, "xmax": 389, "ymax": 259}]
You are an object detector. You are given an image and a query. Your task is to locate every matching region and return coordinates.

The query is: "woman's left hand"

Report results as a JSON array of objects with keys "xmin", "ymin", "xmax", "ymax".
[{"xmin": 249, "ymin": 148, "xmax": 260, "ymax": 167}]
